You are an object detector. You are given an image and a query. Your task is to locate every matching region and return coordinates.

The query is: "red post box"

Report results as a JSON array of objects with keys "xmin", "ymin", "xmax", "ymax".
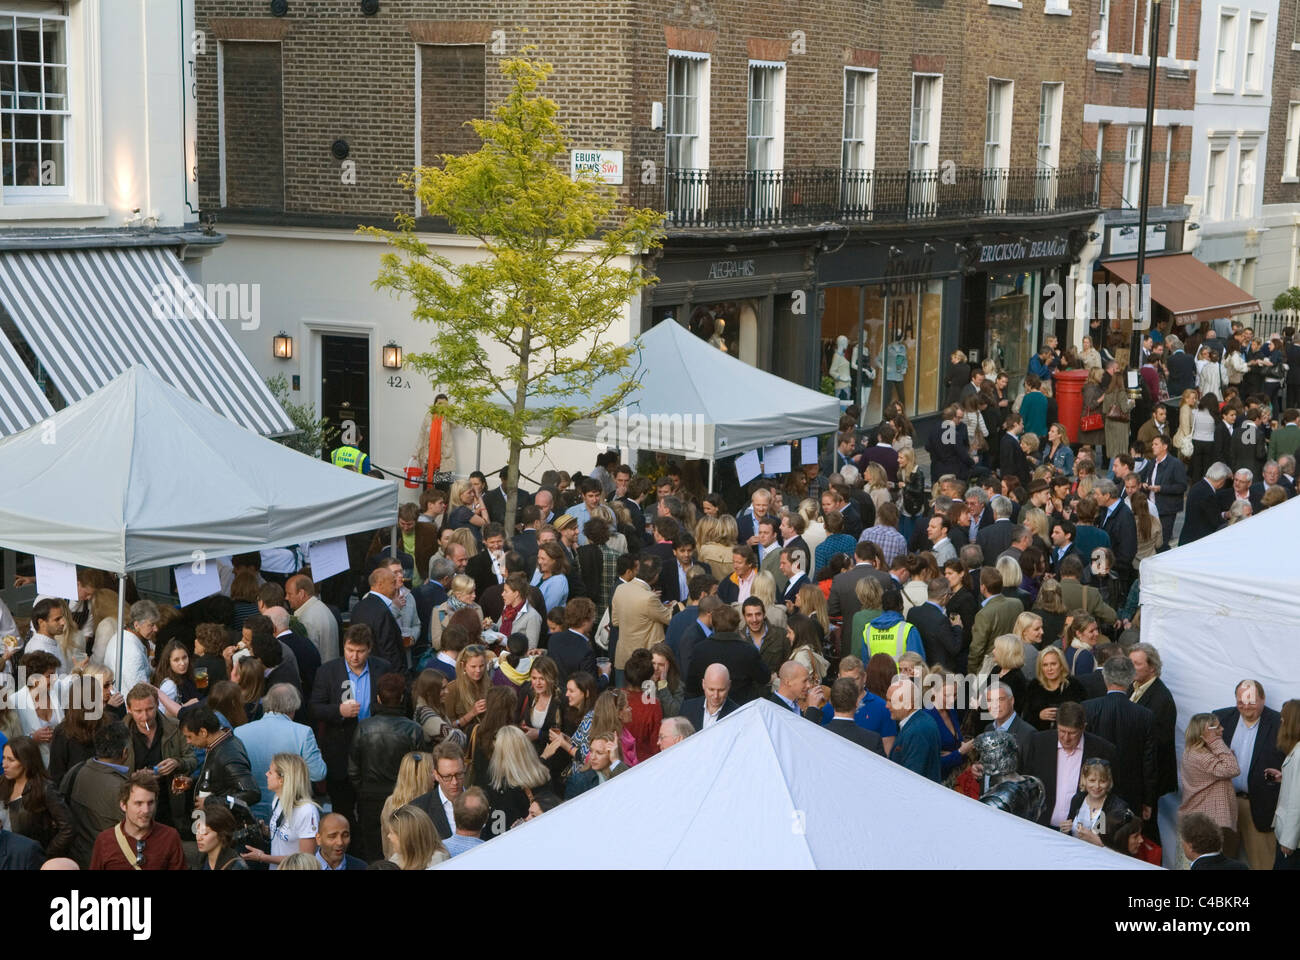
[{"xmin": 1053, "ymin": 368, "xmax": 1090, "ymax": 444}]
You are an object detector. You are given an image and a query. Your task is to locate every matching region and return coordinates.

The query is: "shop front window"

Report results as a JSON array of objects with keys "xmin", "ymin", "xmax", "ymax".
[
  {"xmin": 687, "ymin": 300, "xmax": 755, "ymax": 361},
  {"xmin": 845, "ymin": 281, "xmax": 943, "ymax": 423},
  {"xmin": 986, "ymin": 271, "xmax": 1040, "ymax": 394}
]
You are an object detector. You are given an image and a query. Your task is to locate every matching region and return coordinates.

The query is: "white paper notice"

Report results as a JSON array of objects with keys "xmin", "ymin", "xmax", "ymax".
[
  {"xmin": 761, "ymin": 444, "xmax": 792, "ymax": 475},
  {"xmin": 174, "ymin": 561, "xmax": 221, "ymax": 607},
  {"xmin": 35, "ymin": 556, "xmax": 79, "ymax": 601},
  {"xmin": 800, "ymin": 436, "xmax": 819, "ymax": 466},
  {"xmin": 308, "ymin": 537, "xmax": 350, "ymax": 583},
  {"xmin": 734, "ymin": 449, "xmax": 762, "ymax": 486}
]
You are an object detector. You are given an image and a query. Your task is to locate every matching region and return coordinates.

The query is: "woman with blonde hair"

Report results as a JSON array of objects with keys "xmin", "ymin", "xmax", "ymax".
[
  {"xmin": 278, "ymin": 852, "xmax": 321, "ymax": 870},
  {"xmin": 242, "ymin": 752, "xmax": 319, "ymax": 869},
  {"xmin": 485, "ymin": 725, "xmax": 555, "ymax": 833},
  {"xmin": 429, "ymin": 574, "xmax": 481, "ymax": 651},
  {"xmin": 1021, "ymin": 645, "xmax": 1085, "ymax": 730},
  {"xmin": 896, "ymin": 650, "xmax": 926, "ymax": 683},
  {"xmin": 447, "ymin": 479, "xmax": 489, "ymax": 536},
  {"xmin": 1020, "ymin": 507, "xmax": 1049, "ymax": 552},
  {"xmin": 797, "ymin": 584, "xmax": 829, "ymax": 637},
  {"xmin": 798, "ymin": 498, "xmax": 827, "ymax": 556},
  {"xmin": 864, "ymin": 463, "xmax": 892, "ymax": 512},
  {"xmin": 981, "ymin": 634, "xmax": 1027, "ymax": 706},
  {"xmin": 1044, "ymin": 423, "xmax": 1075, "ymax": 476},
  {"xmin": 748, "ymin": 572, "xmax": 787, "ymax": 633},
  {"xmin": 88, "ymin": 588, "xmax": 121, "ymax": 666},
  {"xmin": 591, "ymin": 688, "xmax": 636, "ymax": 766},
  {"xmin": 847, "ymin": 577, "xmax": 885, "ymax": 661},
  {"xmin": 386, "ymin": 804, "xmax": 448, "ymax": 869},
  {"xmin": 1176, "ymin": 712, "xmax": 1240, "ymax": 868},
  {"xmin": 236, "ymin": 656, "xmax": 266, "ymax": 723},
  {"xmin": 380, "ymin": 751, "xmax": 433, "ymax": 858},
  {"xmin": 444, "ymin": 645, "xmax": 492, "ymax": 737},
  {"xmin": 412, "ymin": 669, "xmax": 465, "ymax": 748},
  {"xmin": 1171, "ymin": 388, "xmax": 1199, "ymax": 460},
  {"xmin": 447, "ymin": 526, "xmax": 479, "ymax": 559},
  {"xmin": 695, "ymin": 515, "xmax": 736, "ymax": 582},
  {"xmin": 1010, "ymin": 611, "xmax": 1043, "ymax": 680}
]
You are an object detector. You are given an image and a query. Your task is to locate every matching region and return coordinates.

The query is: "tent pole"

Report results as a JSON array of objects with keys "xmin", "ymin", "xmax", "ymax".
[
  {"xmin": 391, "ymin": 524, "xmax": 398, "ymax": 558},
  {"xmin": 707, "ymin": 458, "xmax": 714, "ymax": 494},
  {"xmin": 114, "ymin": 576, "xmax": 125, "ymax": 692}
]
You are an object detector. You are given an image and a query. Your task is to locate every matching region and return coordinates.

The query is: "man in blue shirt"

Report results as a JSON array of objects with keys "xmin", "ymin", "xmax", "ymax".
[
  {"xmin": 564, "ymin": 479, "xmax": 610, "ymax": 546},
  {"xmin": 444, "ymin": 788, "xmax": 490, "ymax": 856},
  {"xmin": 820, "ymin": 655, "xmax": 899, "ymax": 754},
  {"xmin": 235, "ymin": 683, "xmax": 328, "ymax": 821}
]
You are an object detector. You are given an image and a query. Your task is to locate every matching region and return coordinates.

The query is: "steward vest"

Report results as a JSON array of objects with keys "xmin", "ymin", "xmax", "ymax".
[
  {"xmin": 331, "ymin": 445, "xmax": 367, "ymax": 472},
  {"xmin": 863, "ymin": 619, "xmax": 915, "ymax": 661}
]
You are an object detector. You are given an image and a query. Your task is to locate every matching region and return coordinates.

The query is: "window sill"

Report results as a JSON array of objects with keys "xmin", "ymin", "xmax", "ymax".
[
  {"xmin": 1282, "ymin": 175, "xmax": 1299, "ymax": 183},
  {"xmin": 987, "ymin": 0, "xmax": 1023, "ymax": 8},
  {"xmin": 1045, "ymin": 6, "xmax": 1073, "ymax": 15},
  {"xmin": 0, "ymin": 202, "xmax": 109, "ymax": 221},
  {"xmin": 1243, "ymin": 88, "xmax": 1266, "ymax": 96}
]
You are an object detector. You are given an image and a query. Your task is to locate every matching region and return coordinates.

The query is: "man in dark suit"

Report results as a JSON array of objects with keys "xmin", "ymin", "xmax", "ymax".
[
  {"xmin": 309, "ymin": 624, "xmax": 392, "ymax": 829},
  {"xmin": 1182, "ymin": 812, "xmax": 1250, "ymax": 870},
  {"xmin": 982, "ymin": 684, "xmax": 1037, "ymax": 757},
  {"xmin": 1128, "ymin": 643, "xmax": 1178, "ymax": 838},
  {"xmin": 481, "ymin": 469, "xmax": 530, "ymax": 528},
  {"xmin": 1095, "ymin": 480, "xmax": 1137, "ymax": 592},
  {"xmin": 1083, "ymin": 656, "xmax": 1157, "ymax": 820},
  {"xmin": 642, "ymin": 517, "xmax": 681, "ymax": 602},
  {"xmin": 676, "ymin": 595, "xmax": 720, "ymax": 683},
  {"xmin": 826, "ymin": 678, "xmax": 885, "ymax": 755},
  {"xmin": 680, "ymin": 660, "xmax": 740, "ymax": 732},
  {"xmin": 547, "ymin": 598, "xmax": 599, "ymax": 687},
  {"xmin": 684, "ymin": 605, "xmax": 771, "ymax": 703},
  {"xmin": 315, "ymin": 812, "xmax": 367, "ymax": 870},
  {"xmin": 821, "ymin": 431, "xmax": 860, "ymax": 479},
  {"xmin": 976, "ymin": 496, "xmax": 1017, "ymax": 561},
  {"xmin": 886, "ymin": 674, "xmax": 941, "ymax": 782},
  {"xmin": 1214, "ymin": 679, "xmax": 1285, "ymax": 869},
  {"xmin": 1022, "ymin": 701, "xmax": 1116, "ymax": 827},
  {"xmin": 763, "ymin": 661, "xmax": 825, "ymax": 722},
  {"xmin": 414, "ymin": 556, "xmax": 452, "ymax": 652},
  {"xmin": 925, "ymin": 406, "xmax": 974, "ymax": 481},
  {"xmin": 998, "ymin": 414, "xmax": 1031, "ymax": 489},
  {"xmin": 466, "ymin": 523, "xmax": 508, "ymax": 599},
  {"xmin": 1139, "ymin": 435, "xmax": 1188, "ymax": 550},
  {"xmin": 1165, "ymin": 337, "xmax": 1197, "ymax": 397},
  {"xmin": 409, "ymin": 741, "xmax": 465, "ymax": 841},
  {"xmin": 348, "ymin": 565, "xmax": 405, "ymax": 669},
  {"xmin": 906, "ymin": 577, "xmax": 963, "ymax": 672},
  {"xmin": 826, "ymin": 542, "xmax": 893, "ymax": 622},
  {"xmin": 1179, "ymin": 463, "xmax": 1231, "ymax": 545},
  {"xmin": 857, "ymin": 422, "xmax": 900, "ymax": 482},
  {"xmin": 0, "ymin": 828, "xmax": 43, "ymax": 870},
  {"xmin": 608, "ymin": 464, "xmax": 645, "ymax": 541},
  {"xmin": 512, "ymin": 505, "xmax": 541, "ymax": 576}
]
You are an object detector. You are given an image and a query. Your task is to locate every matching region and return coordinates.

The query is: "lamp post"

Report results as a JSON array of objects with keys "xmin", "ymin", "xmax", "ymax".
[{"xmin": 1132, "ymin": 0, "xmax": 1162, "ymax": 372}]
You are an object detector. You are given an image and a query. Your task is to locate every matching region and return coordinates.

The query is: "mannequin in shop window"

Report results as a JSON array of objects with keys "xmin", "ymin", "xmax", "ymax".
[
  {"xmin": 830, "ymin": 336, "xmax": 853, "ymax": 401},
  {"xmin": 885, "ymin": 328, "xmax": 910, "ymax": 408},
  {"xmin": 852, "ymin": 341, "xmax": 877, "ymax": 421}
]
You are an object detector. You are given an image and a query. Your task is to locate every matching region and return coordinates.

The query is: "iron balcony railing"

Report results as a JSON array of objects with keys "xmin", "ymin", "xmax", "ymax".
[{"xmin": 636, "ymin": 163, "xmax": 1099, "ymax": 229}]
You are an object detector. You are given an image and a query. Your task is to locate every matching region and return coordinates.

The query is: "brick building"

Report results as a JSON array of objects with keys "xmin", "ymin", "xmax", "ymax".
[
  {"xmin": 194, "ymin": 0, "xmax": 1100, "ymax": 471},
  {"xmin": 1258, "ymin": 0, "xmax": 1300, "ymax": 306}
]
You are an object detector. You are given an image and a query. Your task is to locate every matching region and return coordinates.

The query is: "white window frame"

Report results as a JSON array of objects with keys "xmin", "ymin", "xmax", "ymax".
[
  {"xmin": 1206, "ymin": 142, "xmax": 1229, "ymax": 220},
  {"xmin": 746, "ymin": 60, "xmax": 785, "ymax": 172},
  {"xmin": 1236, "ymin": 143, "xmax": 1257, "ymax": 218},
  {"xmin": 666, "ymin": 51, "xmax": 710, "ymax": 171},
  {"xmin": 984, "ymin": 79, "xmax": 1013, "ymax": 170},
  {"xmin": 1215, "ymin": 10, "xmax": 1239, "ymax": 92},
  {"xmin": 1167, "ymin": 0, "xmax": 1179, "ymax": 57},
  {"xmin": 1094, "ymin": 0, "xmax": 1110, "ymax": 49},
  {"xmin": 909, "ymin": 73, "xmax": 942, "ymax": 171},
  {"xmin": 1284, "ymin": 101, "xmax": 1300, "ymax": 180},
  {"xmin": 1141, "ymin": 0, "xmax": 1152, "ymax": 55},
  {"xmin": 1037, "ymin": 82, "xmax": 1063, "ymax": 170},
  {"xmin": 841, "ymin": 67, "xmax": 876, "ymax": 173},
  {"xmin": 0, "ymin": 9, "xmax": 71, "ymax": 202},
  {"xmin": 1244, "ymin": 14, "xmax": 1267, "ymax": 93},
  {"xmin": 1123, "ymin": 126, "xmax": 1143, "ymax": 208}
]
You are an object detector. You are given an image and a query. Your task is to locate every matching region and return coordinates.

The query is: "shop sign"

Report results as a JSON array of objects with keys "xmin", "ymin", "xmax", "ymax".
[
  {"xmin": 707, "ymin": 259, "xmax": 757, "ymax": 280},
  {"xmin": 978, "ymin": 236, "xmax": 1069, "ymax": 266},
  {"xmin": 1108, "ymin": 223, "xmax": 1166, "ymax": 256}
]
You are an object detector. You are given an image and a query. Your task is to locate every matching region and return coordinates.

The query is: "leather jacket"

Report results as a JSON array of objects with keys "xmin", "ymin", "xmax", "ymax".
[
  {"xmin": 347, "ymin": 707, "xmax": 427, "ymax": 799},
  {"xmin": 196, "ymin": 731, "xmax": 260, "ymax": 809}
]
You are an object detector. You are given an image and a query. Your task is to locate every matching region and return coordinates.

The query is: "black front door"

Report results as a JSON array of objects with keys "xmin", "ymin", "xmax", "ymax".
[{"xmin": 320, "ymin": 334, "xmax": 370, "ymax": 462}]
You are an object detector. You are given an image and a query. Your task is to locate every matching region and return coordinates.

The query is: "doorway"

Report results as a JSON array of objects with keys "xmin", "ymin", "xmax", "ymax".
[{"xmin": 320, "ymin": 334, "xmax": 370, "ymax": 462}]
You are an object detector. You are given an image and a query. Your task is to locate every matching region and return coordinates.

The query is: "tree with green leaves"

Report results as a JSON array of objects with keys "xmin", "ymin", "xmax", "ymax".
[
  {"xmin": 1273, "ymin": 287, "xmax": 1300, "ymax": 312},
  {"xmin": 364, "ymin": 56, "xmax": 664, "ymax": 536}
]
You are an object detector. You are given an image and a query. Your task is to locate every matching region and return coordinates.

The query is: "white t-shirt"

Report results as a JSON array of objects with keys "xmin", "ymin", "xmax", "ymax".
[{"xmin": 269, "ymin": 799, "xmax": 319, "ymax": 868}]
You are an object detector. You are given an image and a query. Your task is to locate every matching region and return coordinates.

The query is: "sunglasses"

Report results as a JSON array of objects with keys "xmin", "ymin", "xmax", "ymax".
[{"xmin": 134, "ymin": 837, "xmax": 146, "ymax": 867}]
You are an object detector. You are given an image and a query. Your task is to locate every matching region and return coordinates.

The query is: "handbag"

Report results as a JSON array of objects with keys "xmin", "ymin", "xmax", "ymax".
[{"xmin": 1081, "ymin": 411, "xmax": 1104, "ymax": 432}]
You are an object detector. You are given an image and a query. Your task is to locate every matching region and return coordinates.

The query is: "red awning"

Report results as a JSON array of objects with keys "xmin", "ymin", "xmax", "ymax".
[{"xmin": 1103, "ymin": 254, "xmax": 1260, "ymax": 326}]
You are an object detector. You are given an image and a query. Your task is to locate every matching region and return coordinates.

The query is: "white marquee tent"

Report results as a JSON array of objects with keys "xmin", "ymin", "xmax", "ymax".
[
  {"xmin": 443, "ymin": 699, "xmax": 1153, "ymax": 870},
  {"xmin": 516, "ymin": 319, "xmax": 841, "ymax": 474},
  {"xmin": 0, "ymin": 365, "xmax": 396, "ymax": 575}
]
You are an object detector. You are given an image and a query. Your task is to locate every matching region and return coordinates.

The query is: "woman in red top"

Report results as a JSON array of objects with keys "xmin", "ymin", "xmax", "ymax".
[{"xmin": 619, "ymin": 650, "xmax": 662, "ymax": 765}]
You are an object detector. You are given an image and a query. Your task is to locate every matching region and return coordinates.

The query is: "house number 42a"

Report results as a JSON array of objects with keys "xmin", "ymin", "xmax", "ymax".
[{"xmin": 386, "ymin": 375, "xmax": 411, "ymax": 389}]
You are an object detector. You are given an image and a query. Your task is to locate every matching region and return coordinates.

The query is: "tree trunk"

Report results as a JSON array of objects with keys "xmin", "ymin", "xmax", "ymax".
[{"xmin": 503, "ymin": 326, "xmax": 531, "ymax": 539}]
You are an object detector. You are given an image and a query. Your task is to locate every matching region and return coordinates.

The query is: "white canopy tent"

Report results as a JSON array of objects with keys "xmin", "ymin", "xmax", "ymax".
[
  {"xmin": 1140, "ymin": 498, "xmax": 1300, "ymax": 863},
  {"xmin": 443, "ymin": 699, "xmax": 1153, "ymax": 870},
  {"xmin": 516, "ymin": 320, "xmax": 841, "ymax": 487},
  {"xmin": 0, "ymin": 366, "xmax": 397, "ymax": 667}
]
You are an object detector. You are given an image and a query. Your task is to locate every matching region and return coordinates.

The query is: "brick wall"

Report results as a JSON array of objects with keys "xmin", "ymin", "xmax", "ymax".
[
  {"xmin": 220, "ymin": 41, "xmax": 285, "ymax": 210},
  {"xmin": 419, "ymin": 44, "xmax": 486, "ymax": 166},
  {"xmin": 196, "ymin": 0, "xmax": 1096, "ymax": 219},
  {"xmin": 1265, "ymin": 0, "xmax": 1300, "ymax": 204}
]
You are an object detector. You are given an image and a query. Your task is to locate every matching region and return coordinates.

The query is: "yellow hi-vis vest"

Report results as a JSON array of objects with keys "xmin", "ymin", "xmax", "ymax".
[
  {"xmin": 331, "ymin": 445, "xmax": 365, "ymax": 471},
  {"xmin": 863, "ymin": 619, "xmax": 915, "ymax": 661}
]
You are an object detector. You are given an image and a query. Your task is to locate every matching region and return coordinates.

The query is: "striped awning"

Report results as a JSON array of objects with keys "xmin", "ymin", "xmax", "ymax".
[
  {"xmin": 0, "ymin": 324, "xmax": 54, "ymax": 435},
  {"xmin": 0, "ymin": 247, "xmax": 294, "ymax": 436}
]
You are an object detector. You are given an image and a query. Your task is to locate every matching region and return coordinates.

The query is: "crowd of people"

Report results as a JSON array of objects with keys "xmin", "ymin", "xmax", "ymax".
[{"xmin": 1, "ymin": 321, "xmax": 1298, "ymax": 870}]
